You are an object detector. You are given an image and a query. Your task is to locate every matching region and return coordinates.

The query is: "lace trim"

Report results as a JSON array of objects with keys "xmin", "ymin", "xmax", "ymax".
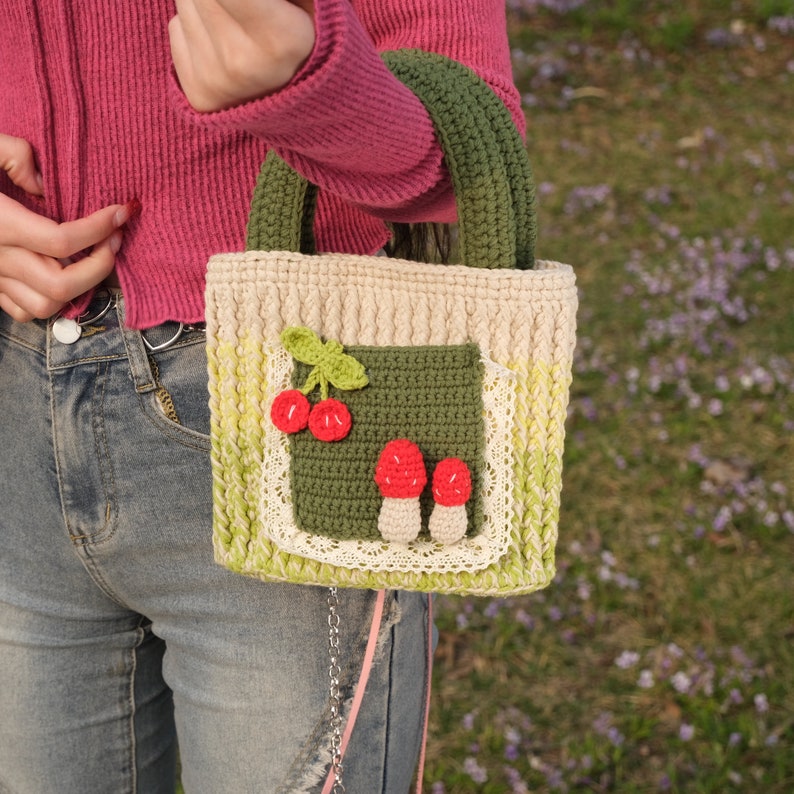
[{"xmin": 259, "ymin": 343, "xmax": 517, "ymax": 574}]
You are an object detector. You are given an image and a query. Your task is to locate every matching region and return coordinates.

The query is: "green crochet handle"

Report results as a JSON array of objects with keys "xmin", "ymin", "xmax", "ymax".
[{"xmin": 246, "ymin": 49, "xmax": 537, "ymax": 270}]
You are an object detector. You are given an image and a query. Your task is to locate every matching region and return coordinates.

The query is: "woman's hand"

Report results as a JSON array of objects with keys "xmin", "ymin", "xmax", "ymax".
[
  {"xmin": 0, "ymin": 134, "xmax": 135, "ymax": 322},
  {"xmin": 169, "ymin": 0, "xmax": 315, "ymax": 112}
]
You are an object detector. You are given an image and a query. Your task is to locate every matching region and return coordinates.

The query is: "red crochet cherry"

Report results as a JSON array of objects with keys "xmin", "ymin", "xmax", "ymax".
[
  {"xmin": 270, "ymin": 389, "xmax": 311, "ymax": 434},
  {"xmin": 308, "ymin": 398, "xmax": 352, "ymax": 442}
]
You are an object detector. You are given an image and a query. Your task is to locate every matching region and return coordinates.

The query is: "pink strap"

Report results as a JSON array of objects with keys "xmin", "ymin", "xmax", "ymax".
[
  {"xmin": 415, "ymin": 593, "xmax": 434, "ymax": 793},
  {"xmin": 321, "ymin": 590, "xmax": 434, "ymax": 794}
]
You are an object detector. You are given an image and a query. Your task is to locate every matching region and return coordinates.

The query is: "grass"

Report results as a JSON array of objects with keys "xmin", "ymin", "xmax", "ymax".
[{"xmin": 425, "ymin": 1, "xmax": 794, "ymax": 792}]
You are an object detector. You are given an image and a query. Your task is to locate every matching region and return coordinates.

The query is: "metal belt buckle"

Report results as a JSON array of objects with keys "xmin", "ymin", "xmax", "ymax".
[{"xmin": 141, "ymin": 323, "xmax": 206, "ymax": 353}]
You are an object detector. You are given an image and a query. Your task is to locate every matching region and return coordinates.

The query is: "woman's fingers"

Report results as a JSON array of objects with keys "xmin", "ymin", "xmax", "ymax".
[
  {"xmin": 0, "ymin": 231, "xmax": 122, "ymax": 321},
  {"xmin": 169, "ymin": 0, "xmax": 232, "ymax": 110},
  {"xmin": 0, "ymin": 135, "xmax": 138, "ymax": 321},
  {"xmin": 0, "ymin": 193, "xmax": 135, "ymax": 260},
  {"xmin": 169, "ymin": 0, "xmax": 315, "ymax": 111},
  {"xmin": 0, "ymin": 133, "xmax": 44, "ymax": 196}
]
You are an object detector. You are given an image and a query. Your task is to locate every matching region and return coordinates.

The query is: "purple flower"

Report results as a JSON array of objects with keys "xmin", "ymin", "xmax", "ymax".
[
  {"xmin": 547, "ymin": 605, "xmax": 563, "ymax": 622},
  {"xmin": 754, "ymin": 693, "xmax": 769, "ymax": 714},
  {"xmin": 679, "ymin": 723, "xmax": 695, "ymax": 741},
  {"xmin": 768, "ymin": 15, "xmax": 794, "ymax": 35},
  {"xmin": 713, "ymin": 505, "xmax": 732, "ymax": 532},
  {"xmin": 614, "ymin": 571, "xmax": 640, "ymax": 590},
  {"xmin": 564, "ymin": 184, "xmax": 612, "ymax": 215},
  {"xmin": 592, "ymin": 711, "xmax": 613, "ymax": 735},
  {"xmin": 615, "ymin": 650, "xmax": 641, "ymax": 669},
  {"xmin": 638, "ymin": 669, "xmax": 655, "ymax": 689},
  {"xmin": 671, "ymin": 671, "xmax": 693, "ymax": 694},
  {"xmin": 730, "ymin": 646, "xmax": 754, "ymax": 668},
  {"xmin": 715, "ymin": 374, "xmax": 731, "ymax": 392},
  {"xmin": 504, "ymin": 765, "xmax": 529, "ymax": 794},
  {"xmin": 706, "ymin": 27, "xmax": 742, "ymax": 47},
  {"xmin": 484, "ymin": 600, "xmax": 504, "ymax": 619},
  {"xmin": 514, "ymin": 609, "xmax": 535, "ymax": 629},
  {"xmin": 505, "ymin": 727, "xmax": 521, "ymax": 745},
  {"xmin": 643, "ymin": 185, "xmax": 673, "ymax": 205},
  {"xmin": 463, "ymin": 757, "xmax": 488, "ymax": 784}
]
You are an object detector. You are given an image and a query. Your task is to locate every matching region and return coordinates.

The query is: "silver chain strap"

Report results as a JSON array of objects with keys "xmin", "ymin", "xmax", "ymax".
[{"xmin": 327, "ymin": 586, "xmax": 346, "ymax": 793}]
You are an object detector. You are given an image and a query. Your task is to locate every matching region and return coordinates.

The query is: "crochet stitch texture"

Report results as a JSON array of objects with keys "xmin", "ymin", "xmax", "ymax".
[{"xmin": 289, "ymin": 343, "xmax": 486, "ymax": 541}]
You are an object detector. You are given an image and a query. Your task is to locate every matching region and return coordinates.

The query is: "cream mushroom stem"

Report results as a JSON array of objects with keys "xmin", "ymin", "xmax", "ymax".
[{"xmin": 378, "ymin": 496, "xmax": 423, "ymax": 543}]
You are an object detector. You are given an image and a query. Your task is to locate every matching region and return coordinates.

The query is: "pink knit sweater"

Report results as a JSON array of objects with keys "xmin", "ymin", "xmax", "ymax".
[{"xmin": 0, "ymin": 0, "xmax": 523, "ymax": 329}]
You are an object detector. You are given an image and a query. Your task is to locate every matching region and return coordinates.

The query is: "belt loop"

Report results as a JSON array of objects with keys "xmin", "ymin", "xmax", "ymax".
[{"xmin": 116, "ymin": 295, "xmax": 158, "ymax": 395}]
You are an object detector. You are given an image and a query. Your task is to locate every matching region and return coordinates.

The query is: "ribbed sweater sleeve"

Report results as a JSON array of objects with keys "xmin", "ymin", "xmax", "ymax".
[{"xmin": 171, "ymin": 0, "xmax": 524, "ymax": 224}]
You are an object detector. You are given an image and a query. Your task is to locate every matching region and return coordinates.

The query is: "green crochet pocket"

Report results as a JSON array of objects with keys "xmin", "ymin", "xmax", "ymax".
[{"xmin": 285, "ymin": 341, "xmax": 485, "ymax": 542}]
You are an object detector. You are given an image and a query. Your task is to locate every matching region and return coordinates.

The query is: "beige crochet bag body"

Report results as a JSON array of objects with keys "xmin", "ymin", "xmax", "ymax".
[{"xmin": 205, "ymin": 50, "xmax": 577, "ymax": 596}]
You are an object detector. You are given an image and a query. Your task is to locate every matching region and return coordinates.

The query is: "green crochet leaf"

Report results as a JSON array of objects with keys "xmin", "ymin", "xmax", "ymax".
[{"xmin": 281, "ymin": 326, "xmax": 369, "ymax": 399}]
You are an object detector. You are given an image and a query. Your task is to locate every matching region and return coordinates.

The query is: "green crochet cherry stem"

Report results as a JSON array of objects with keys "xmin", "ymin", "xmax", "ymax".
[{"xmin": 300, "ymin": 366, "xmax": 331, "ymax": 401}]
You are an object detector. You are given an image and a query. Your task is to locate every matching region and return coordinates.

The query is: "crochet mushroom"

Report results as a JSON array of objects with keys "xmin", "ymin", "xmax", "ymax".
[
  {"xmin": 374, "ymin": 439, "xmax": 427, "ymax": 543},
  {"xmin": 429, "ymin": 457, "xmax": 472, "ymax": 544}
]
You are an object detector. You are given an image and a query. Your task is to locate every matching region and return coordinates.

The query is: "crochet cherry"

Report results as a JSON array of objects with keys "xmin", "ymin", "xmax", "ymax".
[
  {"xmin": 429, "ymin": 457, "xmax": 472, "ymax": 544},
  {"xmin": 270, "ymin": 389, "xmax": 311, "ymax": 434},
  {"xmin": 308, "ymin": 398, "xmax": 352, "ymax": 442},
  {"xmin": 374, "ymin": 439, "xmax": 427, "ymax": 543}
]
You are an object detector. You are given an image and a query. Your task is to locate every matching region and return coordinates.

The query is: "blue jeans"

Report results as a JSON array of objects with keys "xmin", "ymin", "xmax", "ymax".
[{"xmin": 0, "ymin": 295, "xmax": 430, "ymax": 793}]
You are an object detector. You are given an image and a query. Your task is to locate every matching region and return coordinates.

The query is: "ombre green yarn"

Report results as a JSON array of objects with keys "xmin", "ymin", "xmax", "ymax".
[{"xmin": 211, "ymin": 339, "xmax": 572, "ymax": 594}]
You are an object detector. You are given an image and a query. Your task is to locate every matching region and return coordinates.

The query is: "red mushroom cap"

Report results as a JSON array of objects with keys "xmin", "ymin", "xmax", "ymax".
[
  {"xmin": 432, "ymin": 458, "xmax": 472, "ymax": 507},
  {"xmin": 374, "ymin": 439, "xmax": 427, "ymax": 499}
]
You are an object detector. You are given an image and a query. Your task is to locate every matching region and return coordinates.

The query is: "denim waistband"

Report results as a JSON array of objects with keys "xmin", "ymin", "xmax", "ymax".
[{"xmin": 0, "ymin": 291, "xmax": 206, "ymax": 373}]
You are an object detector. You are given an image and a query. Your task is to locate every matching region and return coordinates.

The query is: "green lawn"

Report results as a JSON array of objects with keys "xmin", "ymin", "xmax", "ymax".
[{"xmin": 426, "ymin": 2, "xmax": 794, "ymax": 791}]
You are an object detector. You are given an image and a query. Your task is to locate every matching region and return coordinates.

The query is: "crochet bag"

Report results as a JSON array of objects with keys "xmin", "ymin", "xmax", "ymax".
[{"xmin": 205, "ymin": 50, "xmax": 577, "ymax": 596}]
